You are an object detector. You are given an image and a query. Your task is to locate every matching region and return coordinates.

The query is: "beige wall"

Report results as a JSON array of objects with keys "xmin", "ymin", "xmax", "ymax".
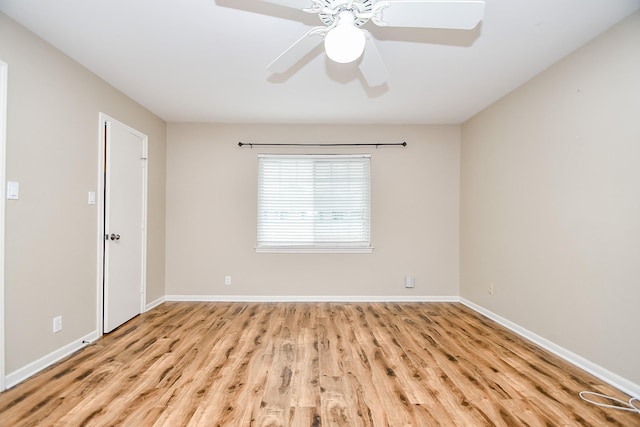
[
  {"xmin": 0, "ymin": 13, "xmax": 166, "ymax": 373},
  {"xmin": 166, "ymin": 123, "xmax": 460, "ymax": 298},
  {"xmin": 460, "ymin": 12, "xmax": 640, "ymax": 386}
]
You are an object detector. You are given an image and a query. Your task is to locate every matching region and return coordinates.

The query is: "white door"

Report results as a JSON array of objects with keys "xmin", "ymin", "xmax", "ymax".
[{"xmin": 103, "ymin": 116, "xmax": 147, "ymax": 333}]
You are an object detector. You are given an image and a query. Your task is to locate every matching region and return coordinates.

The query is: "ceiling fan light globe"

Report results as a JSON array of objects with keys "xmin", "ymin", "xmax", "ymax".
[{"xmin": 324, "ymin": 25, "xmax": 366, "ymax": 64}]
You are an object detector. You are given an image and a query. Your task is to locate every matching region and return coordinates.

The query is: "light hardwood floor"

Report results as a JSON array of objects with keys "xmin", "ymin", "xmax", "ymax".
[{"xmin": 0, "ymin": 302, "xmax": 637, "ymax": 426}]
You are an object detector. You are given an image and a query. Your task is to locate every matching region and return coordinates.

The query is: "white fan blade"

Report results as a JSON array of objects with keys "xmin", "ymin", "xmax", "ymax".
[
  {"xmin": 359, "ymin": 31, "xmax": 388, "ymax": 87},
  {"xmin": 375, "ymin": 1, "xmax": 485, "ymax": 29},
  {"xmin": 257, "ymin": 0, "xmax": 313, "ymax": 9},
  {"xmin": 267, "ymin": 27, "xmax": 326, "ymax": 73}
]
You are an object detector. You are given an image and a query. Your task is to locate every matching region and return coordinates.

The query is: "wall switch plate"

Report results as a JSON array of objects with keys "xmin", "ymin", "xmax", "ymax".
[
  {"xmin": 225, "ymin": 276, "xmax": 231, "ymax": 285},
  {"xmin": 7, "ymin": 181, "xmax": 19, "ymax": 200},
  {"xmin": 88, "ymin": 191, "xmax": 96, "ymax": 205},
  {"xmin": 404, "ymin": 275, "xmax": 415, "ymax": 288},
  {"xmin": 53, "ymin": 316, "xmax": 62, "ymax": 333}
]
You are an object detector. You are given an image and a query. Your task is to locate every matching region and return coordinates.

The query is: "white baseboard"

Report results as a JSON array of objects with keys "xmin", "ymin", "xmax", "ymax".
[
  {"xmin": 5, "ymin": 330, "xmax": 98, "ymax": 389},
  {"xmin": 165, "ymin": 295, "xmax": 460, "ymax": 303},
  {"xmin": 145, "ymin": 295, "xmax": 166, "ymax": 311},
  {"xmin": 460, "ymin": 298, "xmax": 640, "ymax": 400}
]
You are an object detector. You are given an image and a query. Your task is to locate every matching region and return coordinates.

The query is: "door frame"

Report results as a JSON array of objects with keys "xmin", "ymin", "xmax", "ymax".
[
  {"xmin": 96, "ymin": 112, "xmax": 148, "ymax": 336},
  {"xmin": 0, "ymin": 60, "xmax": 8, "ymax": 391}
]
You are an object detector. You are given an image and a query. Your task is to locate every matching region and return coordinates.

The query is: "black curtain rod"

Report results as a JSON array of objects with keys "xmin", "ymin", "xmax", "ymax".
[{"xmin": 238, "ymin": 142, "xmax": 406, "ymax": 148}]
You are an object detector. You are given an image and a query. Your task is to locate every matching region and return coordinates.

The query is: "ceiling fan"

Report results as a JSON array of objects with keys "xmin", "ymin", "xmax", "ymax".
[{"xmin": 262, "ymin": 0, "xmax": 486, "ymax": 86}]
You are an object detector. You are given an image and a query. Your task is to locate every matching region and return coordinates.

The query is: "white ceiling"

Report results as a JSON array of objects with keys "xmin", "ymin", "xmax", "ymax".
[{"xmin": 1, "ymin": 0, "xmax": 638, "ymax": 124}]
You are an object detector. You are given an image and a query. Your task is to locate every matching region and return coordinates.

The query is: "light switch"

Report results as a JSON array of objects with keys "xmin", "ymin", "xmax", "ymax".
[
  {"xmin": 88, "ymin": 191, "xmax": 96, "ymax": 205},
  {"xmin": 7, "ymin": 181, "xmax": 19, "ymax": 200}
]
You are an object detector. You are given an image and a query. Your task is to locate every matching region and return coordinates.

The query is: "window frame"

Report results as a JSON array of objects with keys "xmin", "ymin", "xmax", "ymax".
[{"xmin": 256, "ymin": 153, "xmax": 373, "ymax": 254}]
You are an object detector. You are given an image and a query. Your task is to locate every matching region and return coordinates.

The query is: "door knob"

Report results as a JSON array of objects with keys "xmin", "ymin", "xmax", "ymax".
[{"xmin": 110, "ymin": 233, "xmax": 121, "ymax": 241}]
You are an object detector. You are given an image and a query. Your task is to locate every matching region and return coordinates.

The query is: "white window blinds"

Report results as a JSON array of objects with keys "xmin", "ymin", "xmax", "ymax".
[{"xmin": 257, "ymin": 154, "xmax": 371, "ymax": 252}]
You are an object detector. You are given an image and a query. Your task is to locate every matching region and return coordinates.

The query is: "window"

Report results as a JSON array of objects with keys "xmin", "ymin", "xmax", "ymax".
[{"xmin": 257, "ymin": 154, "xmax": 372, "ymax": 253}]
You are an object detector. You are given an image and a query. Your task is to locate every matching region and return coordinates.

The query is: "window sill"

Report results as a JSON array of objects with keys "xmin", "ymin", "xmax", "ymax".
[{"xmin": 255, "ymin": 247, "xmax": 374, "ymax": 254}]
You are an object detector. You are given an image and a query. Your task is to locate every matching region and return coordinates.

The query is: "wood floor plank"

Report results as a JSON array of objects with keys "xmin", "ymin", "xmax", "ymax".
[
  {"xmin": 190, "ymin": 304, "xmax": 282, "ymax": 425},
  {"xmin": 343, "ymin": 304, "xmax": 430, "ymax": 426},
  {"xmin": 317, "ymin": 307, "xmax": 367, "ymax": 427},
  {"xmin": 1, "ymin": 302, "xmax": 638, "ymax": 426},
  {"xmin": 252, "ymin": 304, "xmax": 301, "ymax": 427}
]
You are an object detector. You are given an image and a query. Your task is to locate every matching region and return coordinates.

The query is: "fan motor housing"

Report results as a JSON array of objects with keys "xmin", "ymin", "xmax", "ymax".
[{"xmin": 319, "ymin": 0, "xmax": 374, "ymax": 27}]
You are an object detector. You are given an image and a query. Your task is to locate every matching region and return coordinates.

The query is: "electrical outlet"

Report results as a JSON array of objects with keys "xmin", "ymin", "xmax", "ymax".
[
  {"xmin": 53, "ymin": 316, "xmax": 62, "ymax": 333},
  {"xmin": 225, "ymin": 276, "xmax": 231, "ymax": 285},
  {"xmin": 488, "ymin": 283, "xmax": 494, "ymax": 295}
]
